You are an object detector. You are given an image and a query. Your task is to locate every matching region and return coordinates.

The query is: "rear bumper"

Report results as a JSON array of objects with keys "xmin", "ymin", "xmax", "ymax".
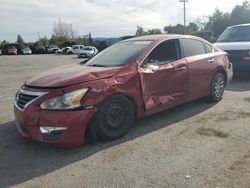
[{"xmin": 14, "ymin": 103, "xmax": 96, "ymax": 147}]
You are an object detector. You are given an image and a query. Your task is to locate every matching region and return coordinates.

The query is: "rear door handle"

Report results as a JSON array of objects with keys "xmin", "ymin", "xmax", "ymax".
[
  {"xmin": 174, "ymin": 66, "xmax": 187, "ymax": 72},
  {"xmin": 208, "ymin": 59, "xmax": 215, "ymax": 63}
]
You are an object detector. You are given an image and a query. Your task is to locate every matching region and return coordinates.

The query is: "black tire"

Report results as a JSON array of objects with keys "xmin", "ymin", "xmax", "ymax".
[
  {"xmin": 208, "ymin": 72, "xmax": 226, "ymax": 102},
  {"xmin": 94, "ymin": 95, "xmax": 135, "ymax": 141},
  {"xmin": 68, "ymin": 51, "xmax": 73, "ymax": 55}
]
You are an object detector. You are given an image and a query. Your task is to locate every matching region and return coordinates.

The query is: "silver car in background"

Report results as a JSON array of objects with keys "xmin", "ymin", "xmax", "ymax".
[
  {"xmin": 77, "ymin": 46, "xmax": 98, "ymax": 58},
  {"xmin": 22, "ymin": 47, "xmax": 32, "ymax": 55}
]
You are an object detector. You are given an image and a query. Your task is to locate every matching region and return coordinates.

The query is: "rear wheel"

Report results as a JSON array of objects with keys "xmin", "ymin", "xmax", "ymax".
[
  {"xmin": 94, "ymin": 95, "xmax": 135, "ymax": 141},
  {"xmin": 208, "ymin": 72, "xmax": 225, "ymax": 102}
]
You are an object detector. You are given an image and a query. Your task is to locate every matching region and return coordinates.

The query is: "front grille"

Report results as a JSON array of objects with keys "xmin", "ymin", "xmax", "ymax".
[
  {"xmin": 15, "ymin": 89, "xmax": 48, "ymax": 110},
  {"xmin": 225, "ymin": 50, "xmax": 249, "ymax": 62},
  {"xmin": 16, "ymin": 92, "xmax": 39, "ymax": 109}
]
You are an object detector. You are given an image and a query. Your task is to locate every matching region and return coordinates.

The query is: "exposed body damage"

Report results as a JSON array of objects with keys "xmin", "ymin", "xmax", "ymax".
[{"xmin": 14, "ymin": 34, "xmax": 233, "ymax": 147}]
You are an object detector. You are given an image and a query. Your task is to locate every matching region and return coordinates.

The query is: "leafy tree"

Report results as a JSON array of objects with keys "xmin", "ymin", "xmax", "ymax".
[
  {"xmin": 16, "ymin": 34, "xmax": 25, "ymax": 45},
  {"xmin": 147, "ymin": 28, "xmax": 162, "ymax": 34},
  {"xmin": 186, "ymin": 22, "xmax": 199, "ymax": 33},
  {"xmin": 204, "ymin": 9, "xmax": 230, "ymax": 39},
  {"xmin": 0, "ymin": 40, "xmax": 9, "ymax": 47},
  {"xmin": 229, "ymin": 0, "xmax": 250, "ymax": 25},
  {"xmin": 135, "ymin": 26, "xmax": 162, "ymax": 36},
  {"xmin": 164, "ymin": 24, "xmax": 185, "ymax": 34},
  {"xmin": 36, "ymin": 36, "xmax": 49, "ymax": 46},
  {"xmin": 135, "ymin": 26, "xmax": 145, "ymax": 35}
]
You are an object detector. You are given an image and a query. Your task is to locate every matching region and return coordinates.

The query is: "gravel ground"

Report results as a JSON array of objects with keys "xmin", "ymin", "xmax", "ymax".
[{"xmin": 0, "ymin": 55, "xmax": 250, "ymax": 188}]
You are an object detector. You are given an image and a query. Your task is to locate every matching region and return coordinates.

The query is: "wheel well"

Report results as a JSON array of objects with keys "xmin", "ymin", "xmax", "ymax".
[
  {"xmin": 84, "ymin": 93, "xmax": 138, "ymax": 143},
  {"xmin": 216, "ymin": 69, "xmax": 227, "ymax": 83}
]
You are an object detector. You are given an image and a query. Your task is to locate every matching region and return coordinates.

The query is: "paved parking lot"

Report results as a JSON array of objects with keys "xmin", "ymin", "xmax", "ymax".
[{"xmin": 0, "ymin": 55, "xmax": 250, "ymax": 188}]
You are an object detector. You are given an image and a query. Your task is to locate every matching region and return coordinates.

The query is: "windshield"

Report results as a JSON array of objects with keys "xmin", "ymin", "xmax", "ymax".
[
  {"xmin": 83, "ymin": 47, "xmax": 92, "ymax": 51},
  {"xmin": 217, "ymin": 26, "xmax": 250, "ymax": 42},
  {"xmin": 85, "ymin": 41, "xmax": 152, "ymax": 67}
]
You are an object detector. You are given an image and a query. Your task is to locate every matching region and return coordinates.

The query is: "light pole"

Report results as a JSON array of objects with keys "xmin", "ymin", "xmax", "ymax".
[{"xmin": 179, "ymin": 0, "xmax": 189, "ymax": 27}]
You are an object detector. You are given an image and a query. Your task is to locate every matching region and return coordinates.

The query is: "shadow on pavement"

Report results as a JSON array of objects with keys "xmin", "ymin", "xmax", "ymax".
[{"xmin": 0, "ymin": 98, "xmax": 216, "ymax": 187}]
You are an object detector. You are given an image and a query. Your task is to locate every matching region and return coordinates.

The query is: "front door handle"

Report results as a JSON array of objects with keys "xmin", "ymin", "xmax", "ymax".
[
  {"xmin": 174, "ymin": 66, "xmax": 187, "ymax": 72},
  {"xmin": 208, "ymin": 59, "xmax": 215, "ymax": 63}
]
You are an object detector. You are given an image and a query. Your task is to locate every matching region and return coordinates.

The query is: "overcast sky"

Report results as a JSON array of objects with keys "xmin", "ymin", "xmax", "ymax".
[{"xmin": 0, "ymin": 0, "xmax": 245, "ymax": 42}]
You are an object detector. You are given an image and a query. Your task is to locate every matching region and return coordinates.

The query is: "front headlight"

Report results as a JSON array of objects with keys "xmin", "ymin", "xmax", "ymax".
[{"xmin": 40, "ymin": 88, "xmax": 89, "ymax": 110}]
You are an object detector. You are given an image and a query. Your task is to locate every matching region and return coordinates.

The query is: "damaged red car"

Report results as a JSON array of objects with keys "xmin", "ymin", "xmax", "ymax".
[{"xmin": 14, "ymin": 35, "xmax": 233, "ymax": 147}]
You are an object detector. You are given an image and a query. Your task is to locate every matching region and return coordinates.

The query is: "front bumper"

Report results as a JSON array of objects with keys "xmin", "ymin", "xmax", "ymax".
[
  {"xmin": 227, "ymin": 63, "xmax": 233, "ymax": 84},
  {"xmin": 231, "ymin": 61, "xmax": 250, "ymax": 77},
  {"xmin": 14, "ymin": 102, "xmax": 96, "ymax": 147}
]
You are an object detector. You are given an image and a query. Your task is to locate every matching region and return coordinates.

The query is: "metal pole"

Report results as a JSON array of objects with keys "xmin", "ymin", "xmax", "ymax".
[
  {"xmin": 184, "ymin": 1, "xmax": 186, "ymax": 27},
  {"xmin": 180, "ymin": 0, "xmax": 188, "ymax": 27}
]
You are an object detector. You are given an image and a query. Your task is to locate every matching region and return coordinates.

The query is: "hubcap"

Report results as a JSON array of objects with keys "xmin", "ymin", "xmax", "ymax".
[
  {"xmin": 103, "ymin": 103, "xmax": 126, "ymax": 130},
  {"xmin": 214, "ymin": 76, "xmax": 224, "ymax": 98}
]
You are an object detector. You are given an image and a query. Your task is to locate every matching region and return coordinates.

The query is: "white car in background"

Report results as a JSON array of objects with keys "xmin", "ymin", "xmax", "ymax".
[
  {"xmin": 47, "ymin": 46, "xmax": 60, "ymax": 54},
  {"xmin": 22, "ymin": 47, "xmax": 32, "ymax": 55},
  {"xmin": 72, "ymin": 45, "xmax": 84, "ymax": 54},
  {"xmin": 77, "ymin": 46, "xmax": 98, "ymax": 58},
  {"xmin": 55, "ymin": 47, "xmax": 73, "ymax": 55}
]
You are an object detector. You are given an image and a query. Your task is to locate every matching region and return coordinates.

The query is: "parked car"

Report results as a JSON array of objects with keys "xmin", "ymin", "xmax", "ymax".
[
  {"xmin": 22, "ymin": 47, "xmax": 32, "ymax": 55},
  {"xmin": 214, "ymin": 23, "xmax": 250, "ymax": 77},
  {"xmin": 8, "ymin": 46, "xmax": 17, "ymax": 55},
  {"xmin": 47, "ymin": 45, "xmax": 60, "ymax": 54},
  {"xmin": 14, "ymin": 35, "xmax": 233, "ymax": 147},
  {"xmin": 78, "ymin": 46, "xmax": 99, "ymax": 58},
  {"xmin": 55, "ymin": 47, "xmax": 73, "ymax": 55},
  {"xmin": 34, "ymin": 45, "xmax": 46, "ymax": 54},
  {"xmin": 0, "ymin": 49, "xmax": 2, "ymax": 56},
  {"xmin": 72, "ymin": 45, "xmax": 84, "ymax": 54}
]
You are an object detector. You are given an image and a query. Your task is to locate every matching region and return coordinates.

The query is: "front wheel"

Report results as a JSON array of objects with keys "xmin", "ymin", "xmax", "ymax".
[
  {"xmin": 208, "ymin": 72, "xmax": 225, "ymax": 102},
  {"xmin": 94, "ymin": 95, "xmax": 135, "ymax": 141}
]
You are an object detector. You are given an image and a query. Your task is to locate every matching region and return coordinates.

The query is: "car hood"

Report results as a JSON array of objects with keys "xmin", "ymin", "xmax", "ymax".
[
  {"xmin": 214, "ymin": 42, "xmax": 250, "ymax": 51},
  {"xmin": 26, "ymin": 64, "xmax": 122, "ymax": 88}
]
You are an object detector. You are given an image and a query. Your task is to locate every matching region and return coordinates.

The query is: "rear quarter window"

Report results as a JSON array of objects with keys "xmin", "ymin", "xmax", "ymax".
[
  {"xmin": 203, "ymin": 42, "xmax": 213, "ymax": 53},
  {"xmin": 180, "ymin": 38, "xmax": 206, "ymax": 57}
]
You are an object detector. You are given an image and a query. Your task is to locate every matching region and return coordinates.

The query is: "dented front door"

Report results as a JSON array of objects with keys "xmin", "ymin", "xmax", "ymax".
[{"xmin": 138, "ymin": 58, "xmax": 189, "ymax": 111}]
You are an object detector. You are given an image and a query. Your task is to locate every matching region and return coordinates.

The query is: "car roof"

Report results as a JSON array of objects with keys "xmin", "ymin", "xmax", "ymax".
[
  {"xmin": 228, "ymin": 23, "xmax": 250, "ymax": 28},
  {"xmin": 123, "ymin": 34, "xmax": 204, "ymax": 42}
]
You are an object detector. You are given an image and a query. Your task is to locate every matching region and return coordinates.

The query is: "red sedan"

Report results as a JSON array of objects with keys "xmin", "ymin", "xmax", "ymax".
[
  {"xmin": 14, "ymin": 35, "xmax": 233, "ymax": 147},
  {"xmin": 8, "ymin": 46, "xmax": 18, "ymax": 55}
]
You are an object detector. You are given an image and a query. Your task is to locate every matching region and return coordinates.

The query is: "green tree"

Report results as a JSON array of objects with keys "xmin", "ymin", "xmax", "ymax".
[
  {"xmin": 229, "ymin": 0, "xmax": 250, "ymax": 25},
  {"xmin": 204, "ymin": 9, "xmax": 230, "ymax": 39},
  {"xmin": 147, "ymin": 28, "xmax": 162, "ymax": 35},
  {"xmin": 164, "ymin": 24, "xmax": 185, "ymax": 34},
  {"xmin": 135, "ymin": 26, "xmax": 162, "ymax": 36},
  {"xmin": 16, "ymin": 34, "xmax": 25, "ymax": 44},
  {"xmin": 0, "ymin": 40, "xmax": 9, "ymax": 47},
  {"xmin": 135, "ymin": 26, "xmax": 145, "ymax": 35},
  {"xmin": 36, "ymin": 36, "xmax": 49, "ymax": 46}
]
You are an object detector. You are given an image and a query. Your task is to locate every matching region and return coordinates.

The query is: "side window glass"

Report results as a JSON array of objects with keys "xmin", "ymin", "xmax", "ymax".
[
  {"xmin": 204, "ymin": 43, "xmax": 213, "ymax": 53},
  {"xmin": 146, "ymin": 40, "xmax": 179, "ymax": 65},
  {"xmin": 181, "ymin": 39, "xmax": 206, "ymax": 57}
]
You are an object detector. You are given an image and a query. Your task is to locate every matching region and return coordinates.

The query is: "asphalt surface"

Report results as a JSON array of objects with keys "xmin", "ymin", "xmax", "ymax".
[{"xmin": 0, "ymin": 55, "xmax": 250, "ymax": 188}]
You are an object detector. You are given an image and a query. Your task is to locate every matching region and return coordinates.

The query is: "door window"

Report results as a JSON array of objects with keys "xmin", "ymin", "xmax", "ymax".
[
  {"xmin": 180, "ymin": 39, "xmax": 206, "ymax": 57},
  {"xmin": 144, "ymin": 40, "xmax": 180, "ymax": 66}
]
